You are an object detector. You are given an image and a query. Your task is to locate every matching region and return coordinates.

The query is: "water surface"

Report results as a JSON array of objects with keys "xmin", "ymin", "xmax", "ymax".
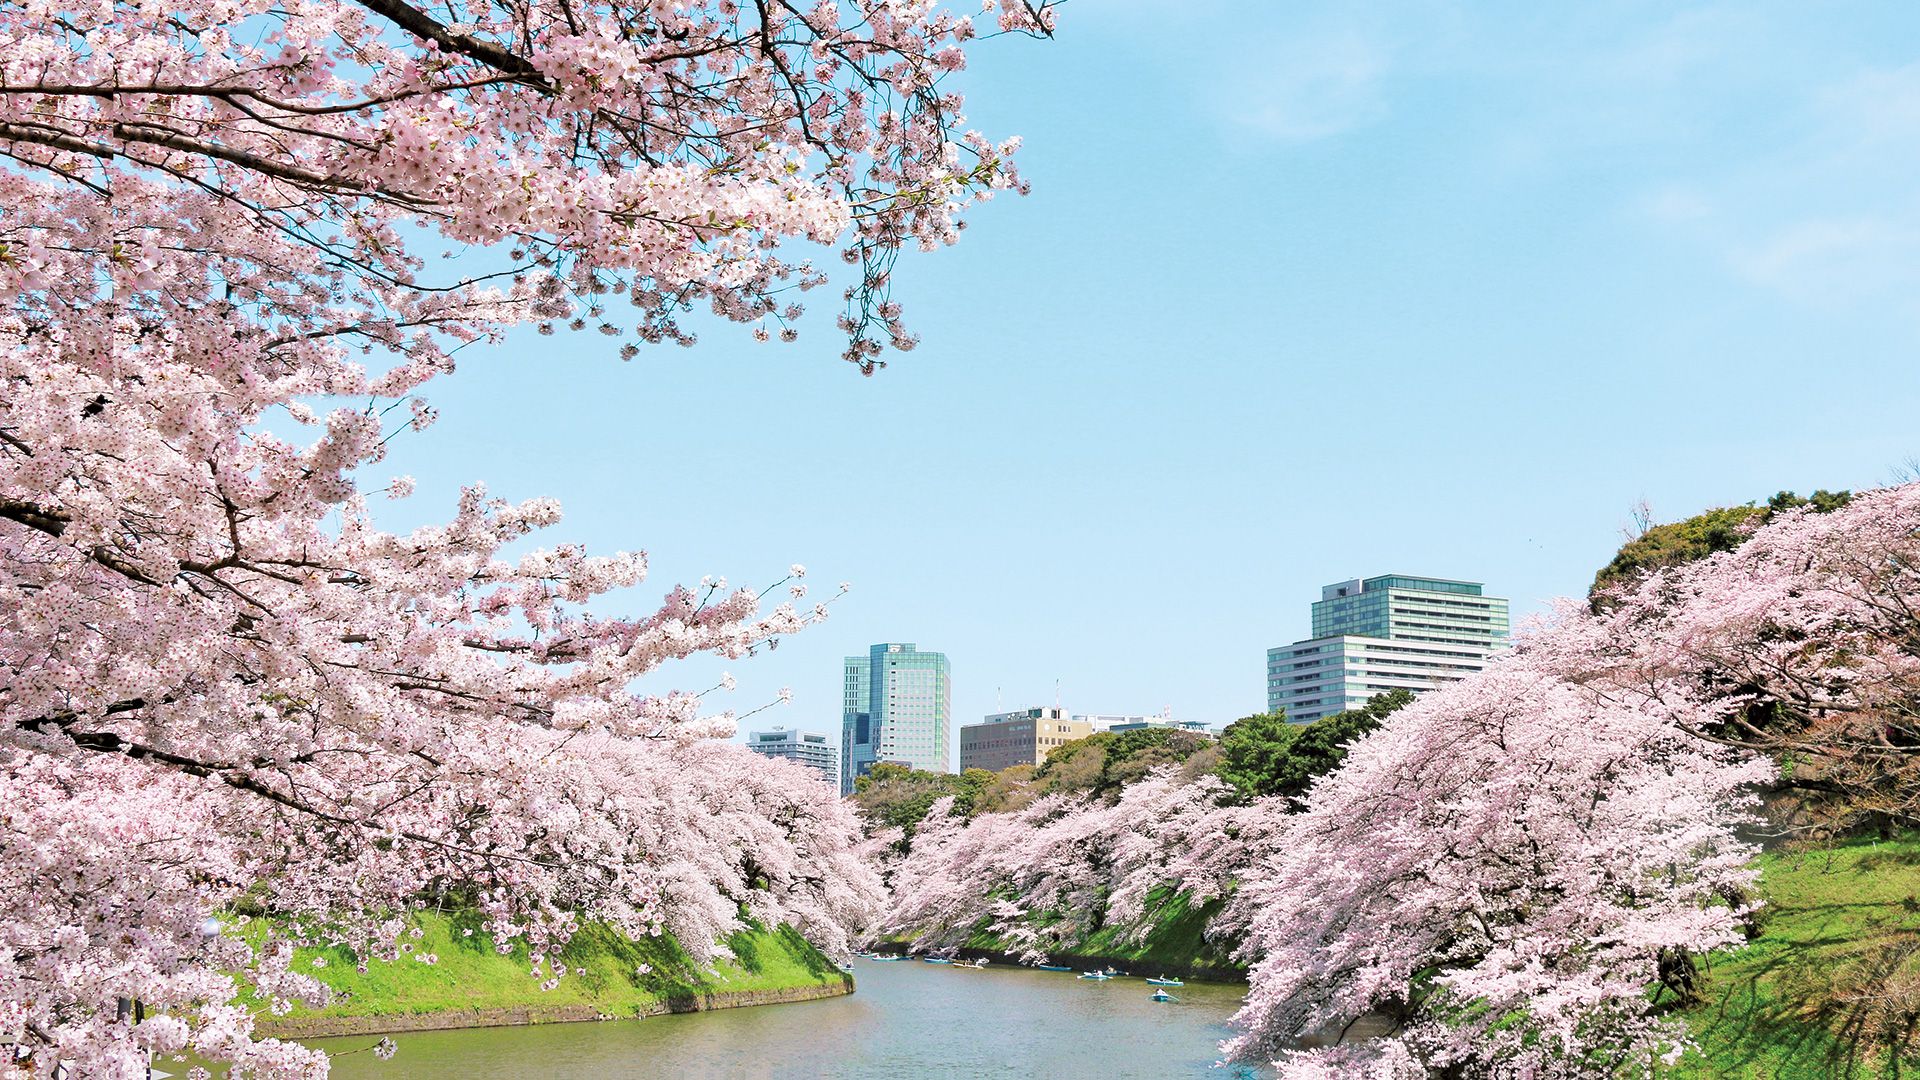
[{"xmin": 312, "ymin": 959, "xmax": 1260, "ymax": 1078}]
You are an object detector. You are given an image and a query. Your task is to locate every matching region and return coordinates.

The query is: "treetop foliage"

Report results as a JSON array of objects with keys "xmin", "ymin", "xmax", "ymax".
[
  {"xmin": 1590, "ymin": 489, "xmax": 1852, "ymax": 603},
  {"xmin": 1216, "ymin": 690, "xmax": 1415, "ymax": 804},
  {"xmin": 852, "ymin": 764, "xmax": 998, "ymax": 839},
  {"xmin": 858, "ymin": 697, "xmax": 1414, "ymax": 843}
]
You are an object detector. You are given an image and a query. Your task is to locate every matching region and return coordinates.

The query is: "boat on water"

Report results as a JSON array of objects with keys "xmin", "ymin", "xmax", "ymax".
[
  {"xmin": 865, "ymin": 955, "xmax": 906, "ymax": 962},
  {"xmin": 923, "ymin": 957, "xmax": 953, "ymax": 965},
  {"xmin": 1077, "ymin": 971, "xmax": 1112, "ymax": 981},
  {"xmin": 1145, "ymin": 976, "xmax": 1184, "ymax": 987},
  {"xmin": 1035, "ymin": 964, "xmax": 1073, "ymax": 972},
  {"xmin": 1150, "ymin": 990, "xmax": 1178, "ymax": 1003}
]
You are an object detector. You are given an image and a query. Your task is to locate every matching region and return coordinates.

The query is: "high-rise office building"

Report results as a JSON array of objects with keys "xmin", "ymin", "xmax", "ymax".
[
  {"xmin": 1266, "ymin": 574, "xmax": 1509, "ymax": 723},
  {"xmin": 841, "ymin": 643, "xmax": 951, "ymax": 795},
  {"xmin": 745, "ymin": 727, "xmax": 840, "ymax": 785},
  {"xmin": 959, "ymin": 706, "xmax": 1092, "ymax": 772}
]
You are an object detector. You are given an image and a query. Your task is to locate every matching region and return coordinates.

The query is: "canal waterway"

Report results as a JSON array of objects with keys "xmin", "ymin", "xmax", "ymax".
[{"xmin": 311, "ymin": 959, "xmax": 1261, "ymax": 1078}]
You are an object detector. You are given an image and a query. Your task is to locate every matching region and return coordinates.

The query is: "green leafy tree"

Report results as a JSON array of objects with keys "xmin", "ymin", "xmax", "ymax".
[
  {"xmin": 1768, "ymin": 489, "xmax": 1854, "ymax": 515},
  {"xmin": 972, "ymin": 764, "xmax": 1041, "ymax": 815},
  {"xmin": 1590, "ymin": 489, "xmax": 1852, "ymax": 604},
  {"xmin": 852, "ymin": 764, "xmax": 996, "ymax": 837},
  {"xmin": 1213, "ymin": 711, "xmax": 1299, "ymax": 799},
  {"xmin": 1216, "ymin": 690, "xmax": 1415, "ymax": 804},
  {"xmin": 1030, "ymin": 727, "xmax": 1214, "ymax": 799}
]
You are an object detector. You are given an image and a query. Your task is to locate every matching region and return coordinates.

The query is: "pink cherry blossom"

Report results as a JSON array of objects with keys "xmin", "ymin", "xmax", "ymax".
[
  {"xmin": 0, "ymin": 0, "xmax": 1061, "ymax": 1068},
  {"xmin": 881, "ymin": 773, "xmax": 1286, "ymax": 962}
]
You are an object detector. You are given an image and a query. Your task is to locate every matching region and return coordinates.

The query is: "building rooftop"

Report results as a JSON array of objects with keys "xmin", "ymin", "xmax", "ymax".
[{"xmin": 1322, "ymin": 574, "xmax": 1492, "ymax": 600}]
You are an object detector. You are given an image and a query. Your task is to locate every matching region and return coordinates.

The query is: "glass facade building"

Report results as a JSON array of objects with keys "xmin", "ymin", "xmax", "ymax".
[
  {"xmin": 1268, "ymin": 575, "xmax": 1509, "ymax": 723},
  {"xmin": 1310, "ymin": 575, "xmax": 1510, "ymax": 649},
  {"xmin": 841, "ymin": 643, "xmax": 951, "ymax": 795}
]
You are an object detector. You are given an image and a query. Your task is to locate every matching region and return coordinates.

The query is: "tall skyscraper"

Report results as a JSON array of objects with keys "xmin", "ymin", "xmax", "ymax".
[
  {"xmin": 1266, "ymin": 574, "xmax": 1509, "ymax": 723},
  {"xmin": 745, "ymin": 727, "xmax": 840, "ymax": 785},
  {"xmin": 841, "ymin": 642, "xmax": 951, "ymax": 795}
]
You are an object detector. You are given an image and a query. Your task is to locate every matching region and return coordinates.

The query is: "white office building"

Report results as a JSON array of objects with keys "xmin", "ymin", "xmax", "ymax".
[
  {"xmin": 746, "ymin": 727, "xmax": 840, "ymax": 784},
  {"xmin": 1073, "ymin": 714, "xmax": 1213, "ymax": 736}
]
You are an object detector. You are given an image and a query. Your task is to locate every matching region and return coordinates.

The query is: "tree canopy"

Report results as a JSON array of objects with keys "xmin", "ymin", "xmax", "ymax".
[
  {"xmin": 0, "ymin": 0, "xmax": 1054, "ymax": 1071},
  {"xmin": 1216, "ymin": 690, "xmax": 1414, "ymax": 804},
  {"xmin": 853, "ymin": 764, "xmax": 999, "ymax": 837},
  {"xmin": 1590, "ymin": 489, "xmax": 1851, "ymax": 602}
]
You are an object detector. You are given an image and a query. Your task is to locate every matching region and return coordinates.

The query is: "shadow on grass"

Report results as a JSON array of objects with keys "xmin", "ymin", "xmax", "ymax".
[
  {"xmin": 727, "ymin": 927, "xmax": 766, "ymax": 975},
  {"xmin": 774, "ymin": 925, "xmax": 839, "ymax": 982},
  {"xmin": 444, "ymin": 909, "xmax": 496, "ymax": 956},
  {"xmin": 1856, "ymin": 849, "xmax": 1920, "ymax": 872},
  {"xmin": 1675, "ymin": 908, "xmax": 1919, "ymax": 1078}
]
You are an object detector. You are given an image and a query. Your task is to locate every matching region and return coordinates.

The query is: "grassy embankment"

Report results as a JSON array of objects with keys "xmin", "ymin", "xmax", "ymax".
[
  {"xmin": 1664, "ymin": 834, "xmax": 1920, "ymax": 1079},
  {"xmin": 256, "ymin": 912, "xmax": 850, "ymax": 1038}
]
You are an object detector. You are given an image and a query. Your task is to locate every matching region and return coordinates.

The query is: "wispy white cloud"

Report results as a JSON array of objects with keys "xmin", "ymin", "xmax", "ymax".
[
  {"xmin": 1812, "ymin": 64, "xmax": 1920, "ymax": 148},
  {"xmin": 1640, "ymin": 186, "xmax": 1716, "ymax": 223},
  {"xmin": 1637, "ymin": 57, "xmax": 1920, "ymax": 314},
  {"xmin": 1731, "ymin": 217, "xmax": 1920, "ymax": 306},
  {"xmin": 1224, "ymin": 31, "xmax": 1391, "ymax": 141},
  {"xmin": 1085, "ymin": 0, "xmax": 1920, "ymax": 314},
  {"xmin": 1075, "ymin": 0, "xmax": 1426, "ymax": 144}
]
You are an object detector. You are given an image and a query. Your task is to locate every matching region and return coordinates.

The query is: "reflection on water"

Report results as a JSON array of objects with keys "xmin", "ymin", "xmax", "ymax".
[{"xmin": 311, "ymin": 959, "xmax": 1264, "ymax": 1079}]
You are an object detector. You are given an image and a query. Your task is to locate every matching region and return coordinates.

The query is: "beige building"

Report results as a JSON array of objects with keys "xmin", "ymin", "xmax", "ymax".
[{"xmin": 959, "ymin": 706, "xmax": 1093, "ymax": 773}]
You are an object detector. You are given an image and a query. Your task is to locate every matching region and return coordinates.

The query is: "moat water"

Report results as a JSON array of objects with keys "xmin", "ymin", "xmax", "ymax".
[{"xmin": 311, "ymin": 958, "xmax": 1261, "ymax": 1078}]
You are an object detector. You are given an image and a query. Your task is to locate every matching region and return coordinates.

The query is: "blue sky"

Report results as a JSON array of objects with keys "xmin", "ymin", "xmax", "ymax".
[{"xmin": 376, "ymin": 1, "xmax": 1920, "ymax": 761}]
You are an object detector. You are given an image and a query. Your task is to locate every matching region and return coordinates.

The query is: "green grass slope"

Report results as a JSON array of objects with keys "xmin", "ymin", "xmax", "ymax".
[
  {"xmin": 258, "ymin": 913, "xmax": 847, "ymax": 1033},
  {"xmin": 1664, "ymin": 835, "xmax": 1920, "ymax": 1079}
]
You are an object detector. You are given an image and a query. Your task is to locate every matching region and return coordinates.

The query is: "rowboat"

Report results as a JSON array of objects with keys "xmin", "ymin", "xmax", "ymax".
[
  {"xmin": 1035, "ymin": 964, "xmax": 1072, "ymax": 972},
  {"xmin": 1145, "ymin": 977, "xmax": 1184, "ymax": 987},
  {"xmin": 1077, "ymin": 971, "xmax": 1112, "ymax": 981},
  {"xmin": 923, "ymin": 957, "xmax": 952, "ymax": 964},
  {"xmin": 865, "ymin": 954, "xmax": 906, "ymax": 962},
  {"xmin": 1150, "ymin": 990, "xmax": 1178, "ymax": 1003}
]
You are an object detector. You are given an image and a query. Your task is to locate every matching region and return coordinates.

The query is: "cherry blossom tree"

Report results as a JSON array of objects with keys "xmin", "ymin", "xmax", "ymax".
[
  {"xmin": 1216, "ymin": 490, "xmax": 1920, "ymax": 1076},
  {"xmin": 1225, "ymin": 651, "xmax": 1772, "ymax": 1077},
  {"xmin": 1230, "ymin": 489, "xmax": 1920, "ymax": 1075},
  {"xmin": 1590, "ymin": 484, "xmax": 1920, "ymax": 840},
  {"xmin": 882, "ymin": 773, "xmax": 1285, "ymax": 962},
  {"xmin": 0, "ymin": 0, "xmax": 1051, "ymax": 1072}
]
